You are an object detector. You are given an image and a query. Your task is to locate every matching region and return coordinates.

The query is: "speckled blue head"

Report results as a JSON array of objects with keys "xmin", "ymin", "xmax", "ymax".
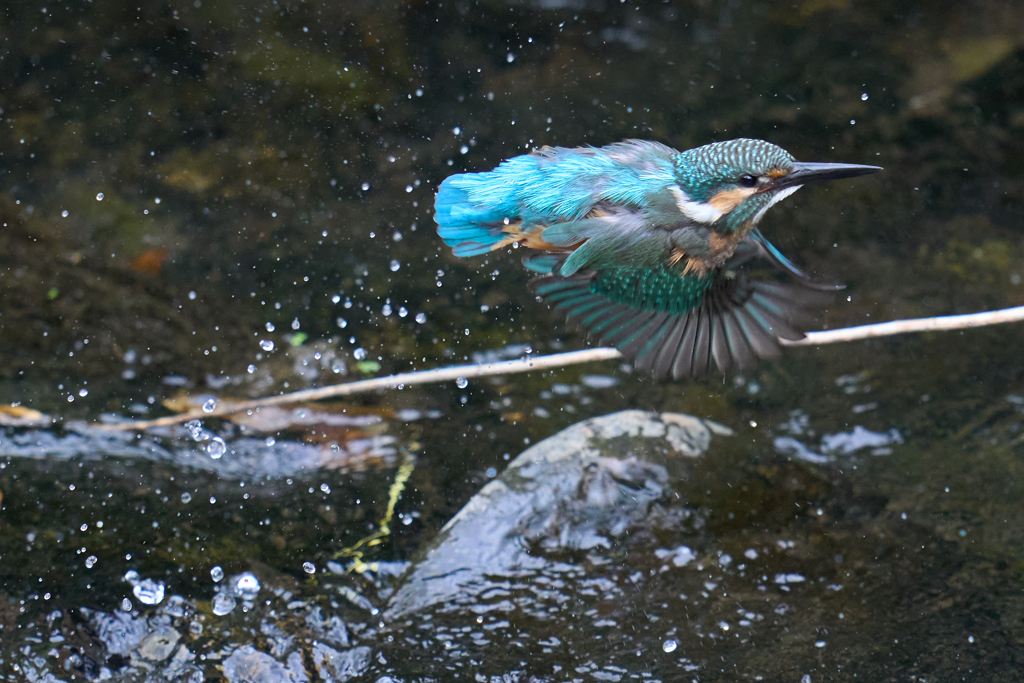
[
  {"xmin": 671, "ymin": 139, "xmax": 810, "ymax": 235},
  {"xmin": 669, "ymin": 139, "xmax": 882, "ymax": 235},
  {"xmin": 674, "ymin": 139, "xmax": 796, "ymax": 202}
]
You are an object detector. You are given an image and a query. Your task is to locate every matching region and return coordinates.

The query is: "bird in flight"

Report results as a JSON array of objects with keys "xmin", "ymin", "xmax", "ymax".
[{"xmin": 435, "ymin": 138, "xmax": 880, "ymax": 378}]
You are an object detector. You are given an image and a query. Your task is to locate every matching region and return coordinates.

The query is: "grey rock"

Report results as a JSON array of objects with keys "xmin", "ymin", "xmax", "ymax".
[
  {"xmin": 311, "ymin": 644, "xmax": 372, "ymax": 682},
  {"xmin": 222, "ymin": 645, "xmax": 308, "ymax": 683},
  {"xmin": 136, "ymin": 624, "xmax": 180, "ymax": 660},
  {"xmin": 385, "ymin": 410, "xmax": 727, "ymax": 619}
]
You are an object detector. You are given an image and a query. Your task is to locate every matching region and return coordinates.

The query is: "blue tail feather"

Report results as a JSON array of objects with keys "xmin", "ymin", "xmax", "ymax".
[{"xmin": 435, "ymin": 175, "xmax": 521, "ymax": 256}]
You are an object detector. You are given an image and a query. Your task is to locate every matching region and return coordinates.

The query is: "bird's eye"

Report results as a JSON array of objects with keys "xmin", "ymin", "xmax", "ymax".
[{"xmin": 738, "ymin": 174, "xmax": 758, "ymax": 188}]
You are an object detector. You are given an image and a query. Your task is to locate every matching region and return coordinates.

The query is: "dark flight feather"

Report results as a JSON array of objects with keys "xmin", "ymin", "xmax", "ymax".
[{"xmin": 533, "ymin": 260, "xmax": 827, "ymax": 378}]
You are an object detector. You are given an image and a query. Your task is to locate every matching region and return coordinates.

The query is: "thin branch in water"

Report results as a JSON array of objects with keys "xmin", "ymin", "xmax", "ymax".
[
  {"xmin": 98, "ymin": 305, "xmax": 1024, "ymax": 431},
  {"xmin": 784, "ymin": 304, "xmax": 1024, "ymax": 345}
]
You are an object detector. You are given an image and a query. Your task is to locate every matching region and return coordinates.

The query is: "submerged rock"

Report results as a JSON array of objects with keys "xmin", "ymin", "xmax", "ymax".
[
  {"xmin": 136, "ymin": 624, "xmax": 181, "ymax": 661},
  {"xmin": 311, "ymin": 644, "xmax": 372, "ymax": 682},
  {"xmin": 386, "ymin": 410, "xmax": 728, "ymax": 619},
  {"xmin": 221, "ymin": 645, "xmax": 309, "ymax": 683}
]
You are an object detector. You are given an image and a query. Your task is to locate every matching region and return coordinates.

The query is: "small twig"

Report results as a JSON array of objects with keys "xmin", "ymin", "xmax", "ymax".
[
  {"xmin": 784, "ymin": 305, "xmax": 1024, "ymax": 345},
  {"xmin": 99, "ymin": 305, "xmax": 1024, "ymax": 431},
  {"xmin": 98, "ymin": 348, "xmax": 623, "ymax": 430}
]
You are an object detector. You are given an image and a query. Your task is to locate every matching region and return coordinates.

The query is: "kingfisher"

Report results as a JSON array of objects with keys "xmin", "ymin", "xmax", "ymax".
[{"xmin": 434, "ymin": 138, "xmax": 880, "ymax": 378}]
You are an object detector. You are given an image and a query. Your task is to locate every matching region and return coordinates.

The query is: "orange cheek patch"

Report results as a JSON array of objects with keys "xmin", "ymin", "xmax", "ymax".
[
  {"xmin": 707, "ymin": 187, "xmax": 756, "ymax": 214},
  {"xmin": 766, "ymin": 168, "xmax": 787, "ymax": 179}
]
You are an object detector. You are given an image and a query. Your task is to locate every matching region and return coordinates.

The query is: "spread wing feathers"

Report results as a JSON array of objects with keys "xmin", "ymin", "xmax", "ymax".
[
  {"xmin": 435, "ymin": 141, "xmax": 676, "ymax": 257},
  {"xmin": 533, "ymin": 266, "xmax": 820, "ymax": 378}
]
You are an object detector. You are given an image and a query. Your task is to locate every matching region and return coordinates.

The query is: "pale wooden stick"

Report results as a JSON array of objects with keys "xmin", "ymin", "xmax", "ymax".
[
  {"xmin": 99, "ymin": 348, "xmax": 624, "ymax": 430},
  {"xmin": 785, "ymin": 304, "xmax": 1024, "ymax": 345},
  {"xmin": 99, "ymin": 305, "xmax": 1024, "ymax": 431}
]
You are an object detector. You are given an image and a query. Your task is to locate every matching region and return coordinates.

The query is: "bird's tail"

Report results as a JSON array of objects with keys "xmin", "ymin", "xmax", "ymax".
[
  {"xmin": 434, "ymin": 176, "xmax": 515, "ymax": 257},
  {"xmin": 435, "ymin": 156, "xmax": 559, "ymax": 257}
]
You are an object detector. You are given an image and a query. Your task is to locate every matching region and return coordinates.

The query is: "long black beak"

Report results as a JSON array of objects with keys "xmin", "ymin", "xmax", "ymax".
[{"xmin": 773, "ymin": 161, "xmax": 882, "ymax": 189}]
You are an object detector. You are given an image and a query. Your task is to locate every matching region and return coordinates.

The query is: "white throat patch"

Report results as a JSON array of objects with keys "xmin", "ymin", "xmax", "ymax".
[
  {"xmin": 752, "ymin": 185, "xmax": 802, "ymax": 225},
  {"xmin": 669, "ymin": 185, "xmax": 724, "ymax": 225}
]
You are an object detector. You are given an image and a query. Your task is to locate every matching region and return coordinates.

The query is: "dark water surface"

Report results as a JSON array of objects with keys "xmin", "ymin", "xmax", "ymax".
[{"xmin": 2, "ymin": 0, "xmax": 1024, "ymax": 680}]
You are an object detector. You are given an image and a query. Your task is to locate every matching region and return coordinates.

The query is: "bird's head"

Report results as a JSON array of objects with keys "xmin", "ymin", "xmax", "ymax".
[{"xmin": 671, "ymin": 138, "xmax": 881, "ymax": 234}]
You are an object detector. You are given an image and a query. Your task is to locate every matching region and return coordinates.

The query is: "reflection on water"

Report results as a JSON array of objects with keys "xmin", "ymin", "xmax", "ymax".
[{"xmin": 2, "ymin": 0, "xmax": 1024, "ymax": 679}]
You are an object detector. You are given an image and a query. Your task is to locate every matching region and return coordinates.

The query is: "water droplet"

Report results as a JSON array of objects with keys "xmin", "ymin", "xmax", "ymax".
[
  {"xmin": 259, "ymin": 339, "xmax": 275, "ymax": 351},
  {"xmin": 79, "ymin": 388, "xmax": 88, "ymax": 397},
  {"xmin": 390, "ymin": 259, "xmax": 401, "ymax": 272},
  {"xmin": 331, "ymin": 294, "xmax": 341, "ymax": 304},
  {"xmin": 336, "ymin": 317, "xmax": 348, "ymax": 329},
  {"xmin": 861, "ymin": 92, "xmax": 869, "ymax": 101},
  {"xmin": 291, "ymin": 318, "xmax": 300, "ymax": 330},
  {"xmin": 231, "ymin": 572, "xmax": 261, "ymax": 600},
  {"xmin": 185, "ymin": 419, "xmax": 205, "ymax": 441},
  {"xmin": 61, "ymin": 210, "xmax": 69, "ymax": 217},
  {"xmin": 382, "ymin": 304, "xmax": 392, "ymax": 316},
  {"xmin": 506, "ymin": 53, "xmax": 515, "ymax": 63},
  {"xmin": 121, "ymin": 598, "xmax": 132, "ymax": 612},
  {"xmin": 133, "ymin": 579, "xmax": 166, "ymax": 605},
  {"xmin": 320, "ymin": 483, "xmax": 331, "ymax": 494},
  {"xmin": 246, "ymin": 364, "xmax": 256, "ymax": 374},
  {"xmin": 353, "ymin": 348, "xmax": 367, "ymax": 360},
  {"xmin": 663, "ymin": 639, "xmax": 678, "ymax": 653},
  {"xmin": 96, "ymin": 192, "xmax": 104, "ymax": 201},
  {"xmin": 188, "ymin": 291, "xmax": 197, "ymax": 300},
  {"xmin": 265, "ymin": 322, "xmax": 275, "ymax": 332},
  {"xmin": 207, "ymin": 437, "xmax": 227, "ymax": 459},
  {"xmin": 415, "ymin": 312, "xmax": 427, "ymax": 324},
  {"xmin": 460, "ymin": 145, "xmax": 469, "ymax": 154},
  {"xmin": 303, "ymin": 562, "xmax": 316, "ymax": 574},
  {"xmin": 202, "ymin": 398, "xmax": 217, "ymax": 413},
  {"xmin": 181, "ymin": 492, "xmax": 192, "ymax": 503},
  {"xmin": 211, "ymin": 593, "xmax": 235, "ymax": 616},
  {"xmin": 210, "ymin": 566, "xmax": 224, "ymax": 582},
  {"xmin": 85, "ymin": 555, "xmax": 98, "ymax": 568},
  {"xmin": 361, "ymin": 182, "xmax": 370, "ymax": 191},
  {"xmin": 398, "ymin": 307, "xmax": 408, "ymax": 318},
  {"xmin": 405, "ymin": 185, "xmax": 413, "ymax": 193},
  {"xmin": 455, "ymin": 377, "xmax": 469, "ymax": 389}
]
